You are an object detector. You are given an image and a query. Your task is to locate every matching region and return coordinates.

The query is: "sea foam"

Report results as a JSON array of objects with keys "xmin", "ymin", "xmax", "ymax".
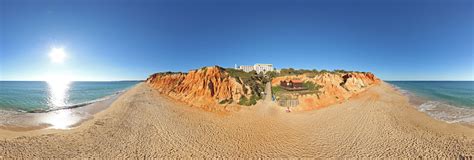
[{"xmin": 389, "ymin": 81, "xmax": 474, "ymax": 124}]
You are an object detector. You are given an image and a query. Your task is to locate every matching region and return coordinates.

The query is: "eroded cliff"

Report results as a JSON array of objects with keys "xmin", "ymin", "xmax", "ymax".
[
  {"xmin": 146, "ymin": 66, "xmax": 253, "ymax": 111},
  {"xmin": 272, "ymin": 72, "xmax": 380, "ymax": 110},
  {"xmin": 147, "ymin": 66, "xmax": 380, "ymax": 112}
]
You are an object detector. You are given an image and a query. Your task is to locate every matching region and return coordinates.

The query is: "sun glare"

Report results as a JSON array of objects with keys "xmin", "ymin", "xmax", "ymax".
[
  {"xmin": 47, "ymin": 79, "xmax": 71, "ymax": 108},
  {"xmin": 49, "ymin": 47, "xmax": 67, "ymax": 63}
]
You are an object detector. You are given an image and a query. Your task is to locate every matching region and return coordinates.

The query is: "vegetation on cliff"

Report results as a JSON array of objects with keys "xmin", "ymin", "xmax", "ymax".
[
  {"xmin": 225, "ymin": 68, "xmax": 269, "ymax": 105},
  {"xmin": 146, "ymin": 66, "xmax": 242, "ymax": 111},
  {"xmin": 146, "ymin": 65, "xmax": 380, "ymax": 111},
  {"xmin": 237, "ymin": 95, "xmax": 259, "ymax": 106},
  {"xmin": 266, "ymin": 68, "xmax": 369, "ymax": 79},
  {"xmin": 272, "ymin": 81, "xmax": 322, "ymax": 101},
  {"xmin": 146, "ymin": 66, "xmax": 268, "ymax": 109},
  {"xmin": 271, "ymin": 70, "xmax": 380, "ymax": 110}
]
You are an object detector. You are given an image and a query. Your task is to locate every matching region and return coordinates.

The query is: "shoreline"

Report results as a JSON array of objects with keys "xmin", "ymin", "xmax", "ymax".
[
  {"xmin": 0, "ymin": 82, "xmax": 473, "ymax": 158},
  {"xmin": 388, "ymin": 82, "xmax": 474, "ymax": 127},
  {"xmin": 0, "ymin": 89, "xmax": 127, "ymax": 132}
]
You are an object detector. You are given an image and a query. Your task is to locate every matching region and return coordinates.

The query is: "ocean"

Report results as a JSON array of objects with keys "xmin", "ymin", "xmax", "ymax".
[
  {"xmin": 388, "ymin": 81, "xmax": 474, "ymax": 124},
  {"xmin": 0, "ymin": 81, "xmax": 139, "ymax": 113}
]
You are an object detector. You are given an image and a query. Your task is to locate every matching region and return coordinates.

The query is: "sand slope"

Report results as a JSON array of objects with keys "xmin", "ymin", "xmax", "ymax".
[{"xmin": 0, "ymin": 83, "xmax": 473, "ymax": 158}]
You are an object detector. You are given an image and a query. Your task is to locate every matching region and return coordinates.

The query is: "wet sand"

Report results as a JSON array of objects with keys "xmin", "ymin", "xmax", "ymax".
[
  {"xmin": 0, "ymin": 82, "xmax": 473, "ymax": 158},
  {"xmin": 0, "ymin": 92, "xmax": 123, "ymax": 131}
]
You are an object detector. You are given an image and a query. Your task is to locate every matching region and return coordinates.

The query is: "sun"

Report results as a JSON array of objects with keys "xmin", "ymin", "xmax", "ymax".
[{"xmin": 49, "ymin": 47, "xmax": 67, "ymax": 63}]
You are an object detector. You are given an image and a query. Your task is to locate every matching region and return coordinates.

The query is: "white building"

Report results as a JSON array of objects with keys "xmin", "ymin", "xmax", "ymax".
[
  {"xmin": 254, "ymin": 64, "xmax": 273, "ymax": 73},
  {"xmin": 239, "ymin": 65, "xmax": 254, "ymax": 72},
  {"xmin": 235, "ymin": 63, "xmax": 274, "ymax": 73}
]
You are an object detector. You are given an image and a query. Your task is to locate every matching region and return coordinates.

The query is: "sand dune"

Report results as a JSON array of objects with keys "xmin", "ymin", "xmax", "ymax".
[{"xmin": 0, "ymin": 82, "xmax": 473, "ymax": 158}]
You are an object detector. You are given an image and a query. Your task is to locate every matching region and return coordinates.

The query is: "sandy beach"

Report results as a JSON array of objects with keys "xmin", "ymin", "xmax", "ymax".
[
  {"xmin": 0, "ymin": 91, "xmax": 123, "ymax": 131},
  {"xmin": 0, "ymin": 82, "xmax": 473, "ymax": 158}
]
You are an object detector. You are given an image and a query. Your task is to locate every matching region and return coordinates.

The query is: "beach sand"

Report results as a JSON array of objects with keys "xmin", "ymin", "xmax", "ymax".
[
  {"xmin": 0, "ymin": 82, "xmax": 473, "ymax": 158},
  {"xmin": 0, "ymin": 92, "xmax": 123, "ymax": 131}
]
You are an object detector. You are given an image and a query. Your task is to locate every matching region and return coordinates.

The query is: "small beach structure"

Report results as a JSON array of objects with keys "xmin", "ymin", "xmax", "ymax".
[{"xmin": 280, "ymin": 80, "xmax": 307, "ymax": 91}]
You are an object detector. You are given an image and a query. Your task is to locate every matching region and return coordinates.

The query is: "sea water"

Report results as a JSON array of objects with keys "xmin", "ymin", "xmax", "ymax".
[
  {"xmin": 388, "ymin": 81, "xmax": 474, "ymax": 124},
  {"xmin": 0, "ymin": 81, "xmax": 139, "ymax": 113}
]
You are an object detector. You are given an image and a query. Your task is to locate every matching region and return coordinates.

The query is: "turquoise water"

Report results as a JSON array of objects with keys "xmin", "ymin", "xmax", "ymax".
[
  {"xmin": 0, "ymin": 81, "xmax": 139, "ymax": 112},
  {"xmin": 388, "ymin": 81, "xmax": 474, "ymax": 123},
  {"xmin": 388, "ymin": 81, "xmax": 474, "ymax": 108}
]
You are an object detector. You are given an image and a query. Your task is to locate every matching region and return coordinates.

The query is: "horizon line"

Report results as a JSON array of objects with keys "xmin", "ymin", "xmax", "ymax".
[{"xmin": 0, "ymin": 80, "xmax": 145, "ymax": 82}]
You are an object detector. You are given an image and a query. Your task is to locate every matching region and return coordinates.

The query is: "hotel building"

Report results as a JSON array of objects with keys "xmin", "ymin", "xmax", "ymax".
[{"xmin": 235, "ymin": 63, "xmax": 274, "ymax": 73}]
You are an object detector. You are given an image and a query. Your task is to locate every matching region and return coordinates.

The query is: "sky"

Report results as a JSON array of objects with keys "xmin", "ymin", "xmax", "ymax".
[{"xmin": 1, "ymin": 0, "xmax": 473, "ymax": 81}]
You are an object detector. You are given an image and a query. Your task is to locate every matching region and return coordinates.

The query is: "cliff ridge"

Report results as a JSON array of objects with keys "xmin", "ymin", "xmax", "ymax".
[
  {"xmin": 146, "ymin": 66, "xmax": 251, "ymax": 111},
  {"xmin": 147, "ymin": 66, "xmax": 381, "ymax": 111}
]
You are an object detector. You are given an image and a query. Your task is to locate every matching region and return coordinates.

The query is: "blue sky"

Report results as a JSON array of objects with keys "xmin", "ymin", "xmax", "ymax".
[{"xmin": 1, "ymin": 0, "xmax": 473, "ymax": 81}]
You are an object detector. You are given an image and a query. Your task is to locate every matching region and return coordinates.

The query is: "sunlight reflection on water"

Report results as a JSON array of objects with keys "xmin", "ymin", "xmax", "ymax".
[
  {"xmin": 42, "ymin": 110, "xmax": 79, "ymax": 129},
  {"xmin": 47, "ymin": 80, "xmax": 70, "ymax": 108},
  {"xmin": 45, "ymin": 80, "xmax": 74, "ymax": 129}
]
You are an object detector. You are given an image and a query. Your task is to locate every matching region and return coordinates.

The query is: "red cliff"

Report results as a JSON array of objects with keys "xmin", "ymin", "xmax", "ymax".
[
  {"xmin": 272, "ymin": 72, "xmax": 381, "ymax": 110},
  {"xmin": 147, "ymin": 66, "xmax": 381, "ymax": 112},
  {"xmin": 146, "ymin": 66, "xmax": 249, "ymax": 111}
]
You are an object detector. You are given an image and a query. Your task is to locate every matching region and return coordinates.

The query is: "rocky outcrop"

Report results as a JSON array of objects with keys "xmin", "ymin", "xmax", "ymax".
[
  {"xmin": 272, "ymin": 72, "xmax": 380, "ymax": 110},
  {"xmin": 146, "ymin": 66, "xmax": 250, "ymax": 111},
  {"xmin": 147, "ymin": 65, "xmax": 381, "ymax": 112}
]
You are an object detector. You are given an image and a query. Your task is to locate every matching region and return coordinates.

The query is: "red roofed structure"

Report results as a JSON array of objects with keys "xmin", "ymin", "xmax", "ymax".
[{"xmin": 280, "ymin": 80, "xmax": 307, "ymax": 91}]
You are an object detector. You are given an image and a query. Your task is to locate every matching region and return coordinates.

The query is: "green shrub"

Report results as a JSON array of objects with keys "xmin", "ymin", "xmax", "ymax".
[
  {"xmin": 238, "ymin": 95, "xmax": 258, "ymax": 106},
  {"xmin": 334, "ymin": 69, "xmax": 348, "ymax": 73},
  {"xmin": 272, "ymin": 86, "xmax": 283, "ymax": 95},
  {"xmin": 219, "ymin": 99, "xmax": 233, "ymax": 104},
  {"xmin": 303, "ymin": 81, "xmax": 319, "ymax": 91},
  {"xmin": 249, "ymin": 70, "xmax": 257, "ymax": 75},
  {"xmin": 226, "ymin": 68, "xmax": 253, "ymax": 80},
  {"xmin": 152, "ymin": 71, "xmax": 186, "ymax": 76},
  {"xmin": 305, "ymin": 73, "xmax": 316, "ymax": 78},
  {"xmin": 225, "ymin": 68, "xmax": 266, "ymax": 100},
  {"xmin": 279, "ymin": 68, "xmax": 297, "ymax": 76},
  {"xmin": 265, "ymin": 71, "xmax": 277, "ymax": 78},
  {"xmin": 276, "ymin": 68, "xmax": 367, "ymax": 77},
  {"xmin": 238, "ymin": 96, "xmax": 249, "ymax": 105},
  {"xmin": 249, "ymin": 95, "xmax": 258, "ymax": 105}
]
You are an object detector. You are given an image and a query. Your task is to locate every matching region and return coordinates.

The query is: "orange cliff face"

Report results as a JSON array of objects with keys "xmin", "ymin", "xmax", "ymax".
[
  {"xmin": 272, "ymin": 72, "xmax": 381, "ymax": 111},
  {"xmin": 146, "ymin": 66, "xmax": 248, "ymax": 111},
  {"xmin": 147, "ymin": 66, "xmax": 381, "ymax": 112}
]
